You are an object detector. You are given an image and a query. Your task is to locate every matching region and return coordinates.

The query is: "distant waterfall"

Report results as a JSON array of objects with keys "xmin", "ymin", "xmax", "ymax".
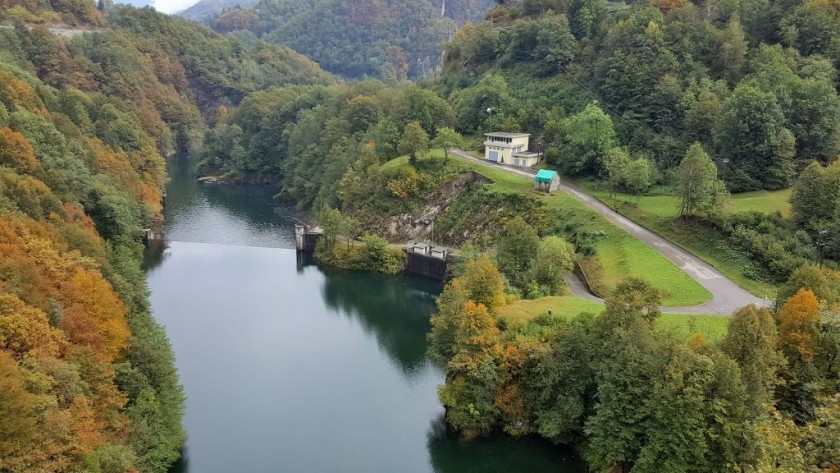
[{"xmin": 441, "ymin": 0, "xmax": 445, "ymax": 16}]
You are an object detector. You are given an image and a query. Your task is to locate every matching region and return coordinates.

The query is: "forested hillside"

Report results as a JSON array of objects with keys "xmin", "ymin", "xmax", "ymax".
[
  {"xmin": 179, "ymin": 0, "xmax": 260, "ymax": 22},
  {"xmin": 203, "ymin": 0, "xmax": 495, "ymax": 79},
  {"xmin": 198, "ymin": 2, "xmax": 840, "ymax": 468},
  {"xmin": 0, "ymin": 0, "xmax": 102, "ymax": 25},
  {"xmin": 3, "ymin": 0, "xmax": 839, "ymax": 470},
  {"xmin": 431, "ymin": 0, "xmax": 840, "ymax": 286},
  {"xmin": 0, "ymin": 6, "xmax": 332, "ymax": 472},
  {"xmin": 438, "ymin": 0, "xmax": 840, "ymax": 189}
]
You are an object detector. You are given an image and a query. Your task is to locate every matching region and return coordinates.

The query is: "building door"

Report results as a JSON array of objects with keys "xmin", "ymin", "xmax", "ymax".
[{"xmin": 488, "ymin": 150, "xmax": 499, "ymax": 162}]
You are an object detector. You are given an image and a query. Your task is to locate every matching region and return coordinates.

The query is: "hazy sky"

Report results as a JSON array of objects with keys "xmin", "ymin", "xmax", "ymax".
[{"xmin": 151, "ymin": 0, "xmax": 197, "ymax": 14}]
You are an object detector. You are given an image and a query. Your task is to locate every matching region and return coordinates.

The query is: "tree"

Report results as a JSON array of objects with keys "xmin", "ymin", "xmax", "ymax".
[
  {"xmin": 430, "ymin": 127, "xmax": 463, "ymax": 161},
  {"xmin": 0, "ymin": 351, "xmax": 36, "ymax": 462},
  {"xmin": 530, "ymin": 236, "xmax": 574, "ymax": 295},
  {"xmin": 776, "ymin": 289, "xmax": 823, "ymax": 424},
  {"xmin": 784, "ymin": 78, "xmax": 840, "ymax": 164},
  {"xmin": 601, "ymin": 277, "xmax": 664, "ymax": 329},
  {"xmin": 318, "ymin": 206, "xmax": 359, "ymax": 249},
  {"xmin": 343, "ymin": 96, "xmax": 382, "ymax": 135},
  {"xmin": 0, "ymin": 127, "xmax": 38, "ymax": 173},
  {"xmin": 496, "ymin": 217, "xmax": 539, "ymax": 289},
  {"xmin": 528, "ymin": 314, "xmax": 598, "ymax": 444},
  {"xmin": 397, "ymin": 121, "xmax": 429, "ymax": 166},
  {"xmin": 622, "ymin": 157, "xmax": 655, "ymax": 198},
  {"xmin": 532, "ymin": 15, "xmax": 577, "ymax": 75},
  {"xmin": 428, "ymin": 280, "xmax": 470, "ymax": 365},
  {"xmin": 712, "ymin": 85, "xmax": 794, "ymax": 191},
  {"xmin": 438, "ymin": 300, "xmax": 501, "ymax": 439},
  {"xmin": 458, "ymin": 255, "xmax": 507, "ymax": 312},
  {"xmin": 451, "ymin": 73, "xmax": 515, "ymax": 134},
  {"xmin": 0, "ymin": 294, "xmax": 66, "ymax": 359},
  {"xmin": 718, "ymin": 14, "xmax": 747, "ymax": 83},
  {"xmin": 356, "ymin": 234, "xmax": 404, "ymax": 274},
  {"xmin": 549, "ymin": 103, "xmax": 617, "ymax": 175},
  {"xmin": 603, "ymin": 147, "xmax": 630, "ymax": 196},
  {"xmin": 791, "ymin": 161, "xmax": 840, "ymax": 230},
  {"xmin": 61, "ymin": 269, "xmax": 131, "ymax": 363},
  {"xmin": 397, "ymin": 85, "xmax": 455, "ymax": 134},
  {"xmin": 778, "ymin": 289, "xmax": 821, "ymax": 364},
  {"xmin": 604, "ymin": 148, "xmax": 655, "ymax": 199},
  {"xmin": 587, "ymin": 330, "xmax": 750, "ymax": 473},
  {"xmin": 677, "ymin": 143, "xmax": 728, "ymax": 218},
  {"xmin": 721, "ymin": 305, "xmax": 783, "ymax": 414}
]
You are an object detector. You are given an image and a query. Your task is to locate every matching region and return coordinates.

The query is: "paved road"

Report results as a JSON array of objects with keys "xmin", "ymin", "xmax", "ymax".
[
  {"xmin": 0, "ymin": 24, "xmax": 97, "ymax": 37},
  {"xmin": 449, "ymin": 149, "xmax": 770, "ymax": 315}
]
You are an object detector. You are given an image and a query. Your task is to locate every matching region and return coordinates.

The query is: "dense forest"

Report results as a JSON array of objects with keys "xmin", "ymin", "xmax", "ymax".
[
  {"xmin": 197, "ymin": 0, "xmax": 840, "ymax": 470},
  {"xmin": 429, "ymin": 256, "xmax": 840, "ymax": 472},
  {"xmin": 2, "ymin": 0, "xmax": 840, "ymax": 470},
  {"xmin": 0, "ymin": 6, "xmax": 332, "ymax": 472},
  {"xmin": 203, "ymin": 0, "xmax": 496, "ymax": 79}
]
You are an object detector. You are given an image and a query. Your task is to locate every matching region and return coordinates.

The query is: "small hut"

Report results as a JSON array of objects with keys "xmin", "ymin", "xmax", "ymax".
[{"xmin": 534, "ymin": 169, "xmax": 560, "ymax": 193}]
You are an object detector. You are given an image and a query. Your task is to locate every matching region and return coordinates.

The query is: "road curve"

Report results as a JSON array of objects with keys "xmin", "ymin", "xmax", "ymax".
[{"xmin": 449, "ymin": 149, "xmax": 770, "ymax": 315}]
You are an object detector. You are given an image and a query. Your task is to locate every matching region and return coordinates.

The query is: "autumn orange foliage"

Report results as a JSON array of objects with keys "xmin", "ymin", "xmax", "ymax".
[
  {"xmin": 0, "ymin": 127, "xmax": 39, "ymax": 173},
  {"xmin": 61, "ymin": 269, "xmax": 131, "ymax": 363},
  {"xmin": 778, "ymin": 288, "xmax": 820, "ymax": 362}
]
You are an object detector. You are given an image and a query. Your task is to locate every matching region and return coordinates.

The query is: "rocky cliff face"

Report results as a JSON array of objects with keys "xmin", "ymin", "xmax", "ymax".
[{"xmin": 378, "ymin": 171, "xmax": 489, "ymax": 243}]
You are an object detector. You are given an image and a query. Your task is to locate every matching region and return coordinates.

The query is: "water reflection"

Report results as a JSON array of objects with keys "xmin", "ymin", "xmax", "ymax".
[
  {"xmin": 163, "ymin": 155, "xmax": 298, "ymax": 248},
  {"xmin": 318, "ymin": 262, "xmax": 441, "ymax": 374},
  {"xmin": 426, "ymin": 415, "xmax": 586, "ymax": 473},
  {"xmin": 142, "ymin": 239, "xmax": 168, "ymax": 271}
]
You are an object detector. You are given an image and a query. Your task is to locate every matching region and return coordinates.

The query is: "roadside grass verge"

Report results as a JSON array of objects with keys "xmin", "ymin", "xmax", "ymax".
[
  {"xmin": 497, "ymin": 295, "xmax": 731, "ymax": 341},
  {"xmin": 574, "ymin": 181, "xmax": 782, "ymax": 299}
]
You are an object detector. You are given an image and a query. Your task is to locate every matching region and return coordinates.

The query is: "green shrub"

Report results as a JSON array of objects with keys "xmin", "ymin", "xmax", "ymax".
[{"xmin": 314, "ymin": 234, "xmax": 406, "ymax": 275}]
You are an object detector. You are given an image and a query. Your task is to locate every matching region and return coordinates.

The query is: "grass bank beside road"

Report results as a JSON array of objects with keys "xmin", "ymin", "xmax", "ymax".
[{"xmin": 574, "ymin": 182, "xmax": 788, "ymax": 299}]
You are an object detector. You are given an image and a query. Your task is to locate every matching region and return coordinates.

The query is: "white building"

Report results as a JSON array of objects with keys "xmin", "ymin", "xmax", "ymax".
[{"xmin": 483, "ymin": 132, "xmax": 540, "ymax": 167}]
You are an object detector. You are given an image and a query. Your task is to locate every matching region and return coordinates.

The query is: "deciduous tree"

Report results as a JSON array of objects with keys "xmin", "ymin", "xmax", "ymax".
[
  {"xmin": 430, "ymin": 127, "xmax": 463, "ymax": 161},
  {"xmin": 496, "ymin": 217, "xmax": 539, "ymax": 289},
  {"xmin": 397, "ymin": 121, "xmax": 430, "ymax": 166},
  {"xmin": 677, "ymin": 143, "xmax": 728, "ymax": 218},
  {"xmin": 721, "ymin": 305, "xmax": 783, "ymax": 414}
]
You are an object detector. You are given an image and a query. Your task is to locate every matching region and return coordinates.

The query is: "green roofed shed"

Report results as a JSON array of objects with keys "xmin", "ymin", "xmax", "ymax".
[{"xmin": 534, "ymin": 169, "xmax": 560, "ymax": 192}]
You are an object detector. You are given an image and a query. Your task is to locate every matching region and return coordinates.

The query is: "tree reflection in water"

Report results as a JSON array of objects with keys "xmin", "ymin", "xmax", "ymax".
[{"xmin": 308, "ymin": 255, "xmax": 442, "ymax": 375}]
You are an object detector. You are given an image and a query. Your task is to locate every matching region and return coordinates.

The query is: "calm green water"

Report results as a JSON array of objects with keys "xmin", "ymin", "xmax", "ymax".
[{"xmin": 145, "ymin": 156, "xmax": 585, "ymax": 473}]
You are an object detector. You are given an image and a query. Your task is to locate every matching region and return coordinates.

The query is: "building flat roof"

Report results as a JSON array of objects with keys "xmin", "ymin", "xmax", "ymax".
[
  {"xmin": 535, "ymin": 169, "xmax": 559, "ymax": 182},
  {"xmin": 484, "ymin": 132, "xmax": 530, "ymax": 138}
]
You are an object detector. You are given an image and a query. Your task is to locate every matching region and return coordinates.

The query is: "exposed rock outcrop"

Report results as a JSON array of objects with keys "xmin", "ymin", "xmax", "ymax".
[{"xmin": 378, "ymin": 171, "xmax": 489, "ymax": 242}]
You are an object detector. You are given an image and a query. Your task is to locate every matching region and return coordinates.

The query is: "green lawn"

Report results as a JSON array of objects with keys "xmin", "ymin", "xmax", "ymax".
[
  {"xmin": 437, "ymin": 153, "xmax": 711, "ymax": 306},
  {"xmin": 729, "ymin": 189, "xmax": 792, "ymax": 216},
  {"xmin": 583, "ymin": 187, "xmax": 792, "ymax": 220},
  {"xmin": 497, "ymin": 295, "xmax": 730, "ymax": 341},
  {"xmin": 496, "ymin": 295, "xmax": 604, "ymax": 324}
]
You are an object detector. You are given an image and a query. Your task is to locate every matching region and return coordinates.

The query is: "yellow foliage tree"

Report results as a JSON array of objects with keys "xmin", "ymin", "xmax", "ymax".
[
  {"xmin": 778, "ymin": 288, "xmax": 820, "ymax": 362},
  {"xmin": 0, "ymin": 351, "xmax": 36, "ymax": 464},
  {"xmin": 458, "ymin": 255, "xmax": 507, "ymax": 312},
  {"xmin": 0, "ymin": 127, "xmax": 38, "ymax": 173},
  {"xmin": 61, "ymin": 269, "xmax": 130, "ymax": 363},
  {"xmin": 0, "ymin": 294, "xmax": 66, "ymax": 359}
]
